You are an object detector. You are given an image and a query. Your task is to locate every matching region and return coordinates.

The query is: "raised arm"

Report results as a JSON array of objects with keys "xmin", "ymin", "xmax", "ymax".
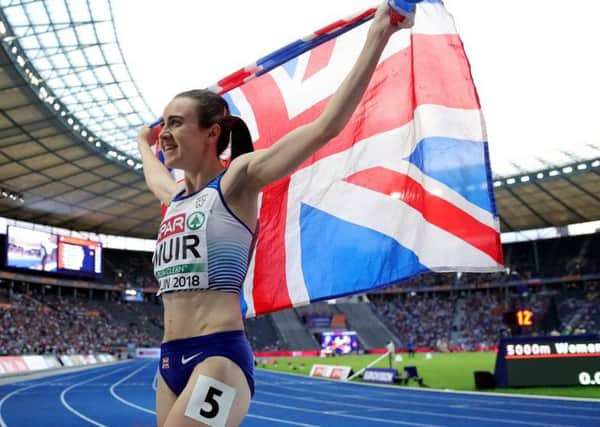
[
  {"xmin": 137, "ymin": 126, "xmax": 182, "ymax": 205},
  {"xmin": 234, "ymin": 1, "xmax": 412, "ymax": 191}
]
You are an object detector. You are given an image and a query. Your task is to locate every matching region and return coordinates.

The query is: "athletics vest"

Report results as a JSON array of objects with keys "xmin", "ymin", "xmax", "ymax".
[{"xmin": 153, "ymin": 172, "xmax": 254, "ymax": 296}]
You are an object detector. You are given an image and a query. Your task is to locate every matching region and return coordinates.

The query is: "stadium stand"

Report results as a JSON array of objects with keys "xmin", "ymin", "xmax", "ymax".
[
  {"xmin": 104, "ymin": 249, "xmax": 156, "ymax": 290},
  {"xmin": 296, "ymin": 301, "xmax": 343, "ymax": 330},
  {"xmin": 244, "ymin": 315, "xmax": 284, "ymax": 351},
  {"xmin": 336, "ymin": 301, "xmax": 402, "ymax": 349},
  {"xmin": 0, "ymin": 285, "xmax": 160, "ymax": 356},
  {"xmin": 370, "ymin": 283, "xmax": 599, "ymax": 351},
  {"xmin": 558, "ymin": 285, "xmax": 600, "ymax": 335},
  {"xmin": 2, "ymin": 274, "xmax": 596, "ymax": 357},
  {"xmin": 269, "ymin": 309, "xmax": 320, "ymax": 350},
  {"xmin": 502, "ymin": 233, "xmax": 599, "ymax": 278},
  {"xmin": 370, "ymin": 293, "xmax": 459, "ymax": 350},
  {"xmin": 1, "ymin": 224, "xmax": 598, "ymax": 356}
]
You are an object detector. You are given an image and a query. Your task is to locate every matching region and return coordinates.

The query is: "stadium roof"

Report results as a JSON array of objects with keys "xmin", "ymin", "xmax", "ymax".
[
  {"xmin": 0, "ymin": 0, "xmax": 154, "ymax": 159},
  {"xmin": 492, "ymin": 160, "xmax": 600, "ymax": 232},
  {"xmin": 109, "ymin": 0, "xmax": 600, "ymax": 180},
  {"xmin": 0, "ymin": 0, "xmax": 161, "ymax": 238},
  {"xmin": 0, "ymin": 0, "xmax": 599, "ymax": 239}
]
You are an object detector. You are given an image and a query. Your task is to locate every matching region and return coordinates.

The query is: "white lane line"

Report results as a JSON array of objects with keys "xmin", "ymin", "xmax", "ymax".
[
  {"xmin": 152, "ymin": 369, "xmax": 158, "ymax": 391},
  {"xmin": 337, "ymin": 385, "xmax": 600, "ymax": 411},
  {"xmin": 257, "ymin": 369, "xmax": 600, "ymax": 406},
  {"xmin": 260, "ymin": 382, "xmax": 596, "ymax": 420},
  {"xmin": 256, "ymin": 390, "xmax": 577, "ymax": 427},
  {"xmin": 60, "ymin": 366, "xmax": 130, "ymax": 427},
  {"xmin": 253, "ymin": 400, "xmax": 439, "ymax": 426},
  {"xmin": 246, "ymin": 413, "xmax": 318, "ymax": 426},
  {"xmin": 256, "ymin": 372, "xmax": 600, "ymax": 412},
  {"xmin": 0, "ymin": 368, "xmax": 109, "ymax": 427},
  {"xmin": 109, "ymin": 363, "xmax": 156, "ymax": 415}
]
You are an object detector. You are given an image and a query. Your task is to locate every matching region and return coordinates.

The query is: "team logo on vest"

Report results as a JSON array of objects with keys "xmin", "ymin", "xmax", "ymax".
[
  {"xmin": 187, "ymin": 211, "xmax": 206, "ymax": 231},
  {"xmin": 195, "ymin": 194, "xmax": 208, "ymax": 208},
  {"xmin": 158, "ymin": 213, "xmax": 186, "ymax": 242}
]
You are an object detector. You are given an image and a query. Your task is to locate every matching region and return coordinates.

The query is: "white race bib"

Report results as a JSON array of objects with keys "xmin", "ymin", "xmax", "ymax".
[
  {"xmin": 154, "ymin": 190, "xmax": 217, "ymax": 295},
  {"xmin": 184, "ymin": 375, "xmax": 236, "ymax": 427}
]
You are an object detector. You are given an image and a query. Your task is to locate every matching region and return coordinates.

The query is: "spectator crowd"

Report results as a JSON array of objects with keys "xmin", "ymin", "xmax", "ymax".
[
  {"xmin": 0, "ymin": 231, "xmax": 597, "ymax": 356},
  {"xmin": 0, "ymin": 289, "xmax": 159, "ymax": 356}
]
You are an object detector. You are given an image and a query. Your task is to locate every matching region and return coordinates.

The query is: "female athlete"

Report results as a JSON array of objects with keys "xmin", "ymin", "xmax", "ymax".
[{"xmin": 137, "ymin": 2, "xmax": 414, "ymax": 425}]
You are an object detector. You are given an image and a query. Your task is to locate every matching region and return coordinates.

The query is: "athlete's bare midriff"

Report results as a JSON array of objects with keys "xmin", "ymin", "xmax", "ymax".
[{"xmin": 161, "ymin": 290, "xmax": 244, "ymax": 342}]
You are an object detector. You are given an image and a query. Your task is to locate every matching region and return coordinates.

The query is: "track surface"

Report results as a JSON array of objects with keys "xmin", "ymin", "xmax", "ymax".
[{"xmin": 0, "ymin": 360, "xmax": 598, "ymax": 426}]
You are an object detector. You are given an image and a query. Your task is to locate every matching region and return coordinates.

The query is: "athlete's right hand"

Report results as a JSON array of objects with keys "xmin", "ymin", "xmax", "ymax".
[{"xmin": 137, "ymin": 125, "xmax": 158, "ymax": 148}]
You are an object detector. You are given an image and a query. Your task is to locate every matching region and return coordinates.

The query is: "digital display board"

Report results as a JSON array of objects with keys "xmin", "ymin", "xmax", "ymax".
[
  {"xmin": 6, "ymin": 226, "xmax": 58, "ymax": 272},
  {"xmin": 58, "ymin": 236, "xmax": 102, "ymax": 276},
  {"xmin": 321, "ymin": 331, "xmax": 359, "ymax": 355},
  {"xmin": 123, "ymin": 288, "xmax": 144, "ymax": 302},
  {"xmin": 495, "ymin": 335, "xmax": 600, "ymax": 387},
  {"xmin": 5, "ymin": 226, "xmax": 102, "ymax": 278},
  {"xmin": 515, "ymin": 309, "xmax": 534, "ymax": 327},
  {"xmin": 503, "ymin": 309, "xmax": 535, "ymax": 331}
]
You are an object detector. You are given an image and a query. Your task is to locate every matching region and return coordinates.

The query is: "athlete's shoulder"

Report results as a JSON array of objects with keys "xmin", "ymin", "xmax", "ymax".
[
  {"xmin": 222, "ymin": 150, "xmax": 265, "ymax": 193},
  {"xmin": 225, "ymin": 150, "xmax": 263, "ymax": 174}
]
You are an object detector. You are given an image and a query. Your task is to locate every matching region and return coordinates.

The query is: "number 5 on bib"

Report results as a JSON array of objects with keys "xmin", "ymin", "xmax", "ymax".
[{"xmin": 185, "ymin": 375, "xmax": 237, "ymax": 427}]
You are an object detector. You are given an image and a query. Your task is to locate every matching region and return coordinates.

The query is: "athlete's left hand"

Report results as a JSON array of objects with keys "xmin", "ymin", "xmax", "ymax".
[{"xmin": 372, "ymin": 0, "xmax": 416, "ymax": 38}]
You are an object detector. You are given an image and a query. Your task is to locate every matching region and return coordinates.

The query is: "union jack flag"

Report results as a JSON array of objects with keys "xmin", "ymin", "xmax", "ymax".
[{"xmin": 161, "ymin": 0, "xmax": 504, "ymax": 317}]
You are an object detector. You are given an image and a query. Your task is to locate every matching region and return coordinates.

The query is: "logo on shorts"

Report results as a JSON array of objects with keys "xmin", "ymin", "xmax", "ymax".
[
  {"xmin": 162, "ymin": 356, "xmax": 170, "ymax": 369},
  {"xmin": 181, "ymin": 352, "xmax": 203, "ymax": 365},
  {"xmin": 187, "ymin": 211, "xmax": 206, "ymax": 231}
]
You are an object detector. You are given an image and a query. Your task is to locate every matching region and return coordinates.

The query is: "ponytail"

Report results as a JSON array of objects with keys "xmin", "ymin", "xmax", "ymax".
[
  {"xmin": 173, "ymin": 90, "xmax": 254, "ymax": 162},
  {"xmin": 216, "ymin": 115, "xmax": 254, "ymax": 161}
]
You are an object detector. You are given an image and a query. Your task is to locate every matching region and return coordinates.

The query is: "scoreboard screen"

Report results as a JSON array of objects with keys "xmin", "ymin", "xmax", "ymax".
[
  {"xmin": 495, "ymin": 335, "xmax": 600, "ymax": 387},
  {"xmin": 123, "ymin": 288, "xmax": 144, "ymax": 302},
  {"xmin": 4, "ymin": 226, "xmax": 102, "ymax": 278},
  {"xmin": 515, "ymin": 309, "xmax": 534, "ymax": 327},
  {"xmin": 5, "ymin": 226, "xmax": 58, "ymax": 272},
  {"xmin": 321, "ymin": 331, "xmax": 359, "ymax": 355},
  {"xmin": 503, "ymin": 309, "xmax": 535, "ymax": 328},
  {"xmin": 58, "ymin": 236, "xmax": 102, "ymax": 276}
]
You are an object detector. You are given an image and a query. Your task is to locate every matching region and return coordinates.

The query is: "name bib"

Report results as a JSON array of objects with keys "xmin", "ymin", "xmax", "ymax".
[{"xmin": 154, "ymin": 190, "xmax": 217, "ymax": 295}]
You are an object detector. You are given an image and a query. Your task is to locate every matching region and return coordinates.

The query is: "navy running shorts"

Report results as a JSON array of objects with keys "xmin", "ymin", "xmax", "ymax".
[{"xmin": 159, "ymin": 330, "xmax": 255, "ymax": 397}]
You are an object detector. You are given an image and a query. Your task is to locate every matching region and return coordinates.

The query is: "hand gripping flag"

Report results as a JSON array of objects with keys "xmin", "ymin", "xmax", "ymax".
[{"xmin": 156, "ymin": 0, "xmax": 504, "ymax": 317}]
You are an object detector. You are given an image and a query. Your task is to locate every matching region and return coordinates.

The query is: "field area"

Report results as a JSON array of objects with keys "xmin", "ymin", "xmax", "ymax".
[{"xmin": 257, "ymin": 352, "xmax": 600, "ymax": 399}]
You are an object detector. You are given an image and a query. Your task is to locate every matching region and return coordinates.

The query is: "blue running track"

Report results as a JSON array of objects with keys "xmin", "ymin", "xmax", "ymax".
[{"xmin": 0, "ymin": 359, "xmax": 598, "ymax": 426}]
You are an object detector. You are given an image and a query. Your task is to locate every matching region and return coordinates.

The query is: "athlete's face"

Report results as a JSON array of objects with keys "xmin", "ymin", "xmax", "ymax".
[{"xmin": 159, "ymin": 97, "xmax": 216, "ymax": 170}]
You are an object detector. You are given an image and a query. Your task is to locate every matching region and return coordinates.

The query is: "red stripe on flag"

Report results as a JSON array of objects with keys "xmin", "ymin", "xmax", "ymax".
[
  {"xmin": 242, "ymin": 75, "xmax": 296, "ymax": 151},
  {"xmin": 344, "ymin": 167, "xmax": 503, "ymax": 264},
  {"xmin": 303, "ymin": 41, "xmax": 336, "ymax": 81},
  {"xmin": 241, "ymin": 72, "xmax": 295, "ymax": 314},
  {"xmin": 313, "ymin": 9, "xmax": 376, "ymax": 37},
  {"xmin": 218, "ymin": 66, "xmax": 261, "ymax": 94},
  {"xmin": 411, "ymin": 33, "xmax": 482, "ymax": 109},
  {"xmin": 252, "ymin": 178, "xmax": 294, "ymax": 315}
]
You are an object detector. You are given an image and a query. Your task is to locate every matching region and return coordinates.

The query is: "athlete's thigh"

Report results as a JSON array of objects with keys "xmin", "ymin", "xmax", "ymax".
[
  {"xmin": 164, "ymin": 356, "xmax": 251, "ymax": 427},
  {"xmin": 156, "ymin": 373, "xmax": 178, "ymax": 427}
]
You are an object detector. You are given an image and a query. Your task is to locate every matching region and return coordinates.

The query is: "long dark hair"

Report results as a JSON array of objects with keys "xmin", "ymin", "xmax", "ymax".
[{"xmin": 175, "ymin": 89, "xmax": 254, "ymax": 160}]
